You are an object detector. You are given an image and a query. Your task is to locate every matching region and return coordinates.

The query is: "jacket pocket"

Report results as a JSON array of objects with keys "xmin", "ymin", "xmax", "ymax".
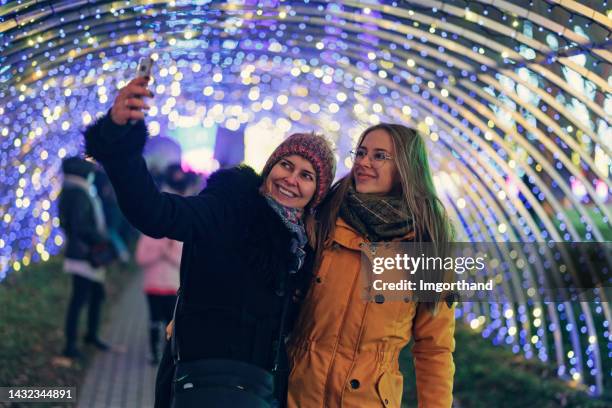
[{"xmin": 375, "ymin": 370, "xmax": 404, "ymax": 408}]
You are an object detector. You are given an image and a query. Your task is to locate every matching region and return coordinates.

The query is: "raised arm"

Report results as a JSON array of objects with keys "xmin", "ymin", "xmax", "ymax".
[{"xmin": 83, "ymin": 78, "xmax": 237, "ymax": 242}]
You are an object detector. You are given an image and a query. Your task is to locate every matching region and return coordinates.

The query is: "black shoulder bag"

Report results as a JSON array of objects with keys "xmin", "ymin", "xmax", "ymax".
[{"xmin": 168, "ymin": 288, "xmax": 292, "ymax": 408}]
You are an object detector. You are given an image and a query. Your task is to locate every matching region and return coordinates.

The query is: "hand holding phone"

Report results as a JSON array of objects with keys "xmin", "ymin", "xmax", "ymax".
[
  {"xmin": 110, "ymin": 56, "xmax": 155, "ymax": 126},
  {"xmin": 129, "ymin": 56, "xmax": 154, "ymax": 125}
]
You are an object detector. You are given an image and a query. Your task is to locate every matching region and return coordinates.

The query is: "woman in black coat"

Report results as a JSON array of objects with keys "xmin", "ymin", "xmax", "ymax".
[{"xmin": 83, "ymin": 77, "xmax": 336, "ymax": 407}]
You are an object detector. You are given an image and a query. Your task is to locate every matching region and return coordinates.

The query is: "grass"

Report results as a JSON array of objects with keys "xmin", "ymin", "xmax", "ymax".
[
  {"xmin": 0, "ymin": 256, "xmax": 135, "ymax": 407},
  {"xmin": 562, "ymin": 205, "xmax": 612, "ymax": 242},
  {"xmin": 400, "ymin": 325, "xmax": 612, "ymax": 407}
]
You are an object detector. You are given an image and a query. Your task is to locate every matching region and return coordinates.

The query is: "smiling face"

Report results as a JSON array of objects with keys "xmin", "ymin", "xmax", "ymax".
[
  {"xmin": 264, "ymin": 154, "xmax": 317, "ymax": 210},
  {"xmin": 353, "ymin": 128, "xmax": 399, "ymax": 194}
]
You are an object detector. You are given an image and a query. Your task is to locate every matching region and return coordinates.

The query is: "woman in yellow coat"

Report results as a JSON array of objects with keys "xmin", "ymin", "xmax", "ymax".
[{"xmin": 288, "ymin": 124, "xmax": 456, "ymax": 408}]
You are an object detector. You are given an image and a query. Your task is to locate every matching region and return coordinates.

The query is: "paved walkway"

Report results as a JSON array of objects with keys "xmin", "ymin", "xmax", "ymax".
[{"xmin": 77, "ymin": 271, "xmax": 157, "ymax": 408}]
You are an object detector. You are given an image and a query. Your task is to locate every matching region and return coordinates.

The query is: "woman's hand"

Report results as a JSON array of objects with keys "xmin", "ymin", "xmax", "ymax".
[
  {"xmin": 110, "ymin": 77, "xmax": 154, "ymax": 125},
  {"xmin": 166, "ymin": 319, "xmax": 174, "ymax": 340}
]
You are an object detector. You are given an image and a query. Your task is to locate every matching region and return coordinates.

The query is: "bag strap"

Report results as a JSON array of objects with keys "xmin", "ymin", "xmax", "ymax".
[
  {"xmin": 171, "ymin": 287, "xmax": 181, "ymax": 363},
  {"xmin": 270, "ymin": 287, "xmax": 292, "ymax": 373}
]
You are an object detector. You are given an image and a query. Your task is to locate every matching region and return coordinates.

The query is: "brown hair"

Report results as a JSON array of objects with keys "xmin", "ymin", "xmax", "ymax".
[{"xmin": 306, "ymin": 123, "xmax": 453, "ymax": 313}]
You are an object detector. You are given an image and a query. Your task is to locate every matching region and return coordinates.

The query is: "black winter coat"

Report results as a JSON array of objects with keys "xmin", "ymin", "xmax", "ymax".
[
  {"xmin": 84, "ymin": 115, "xmax": 314, "ymax": 402},
  {"xmin": 58, "ymin": 182, "xmax": 107, "ymax": 260}
]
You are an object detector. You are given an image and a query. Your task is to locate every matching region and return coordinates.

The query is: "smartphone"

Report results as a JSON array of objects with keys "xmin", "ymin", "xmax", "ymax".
[
  {"xmin": 136, "ymin": 56, "xmax": 154, "ymax": 79},
  {"xmin": 130, "ymin": 56, "xmax": 154, "ymax": 124}
]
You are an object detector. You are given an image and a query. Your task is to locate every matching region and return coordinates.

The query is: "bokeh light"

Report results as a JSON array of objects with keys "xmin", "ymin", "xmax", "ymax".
[{"xmin": 0, "ymin": 0, "xmax": 610, "ymax": 396}]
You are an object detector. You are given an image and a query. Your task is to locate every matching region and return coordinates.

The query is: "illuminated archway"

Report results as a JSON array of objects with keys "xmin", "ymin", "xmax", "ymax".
[{"xmin": 0, "ymin": 0, "xmax": 610, "ymax": 396}]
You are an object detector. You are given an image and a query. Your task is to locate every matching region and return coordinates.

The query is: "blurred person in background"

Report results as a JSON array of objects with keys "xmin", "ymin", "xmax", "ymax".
[{"xmin": 59, "ymin": 156, "xmax": 116, "ymax": 359}]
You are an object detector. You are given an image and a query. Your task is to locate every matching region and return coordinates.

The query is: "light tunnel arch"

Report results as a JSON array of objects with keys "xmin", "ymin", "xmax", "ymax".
[
  {"xmin": 1, "ymin": 0, "xmax": 610, "ymax": 396},
  {"xmin": 7, "ymin": 1, "xmax": 608, "ymax": 232}
]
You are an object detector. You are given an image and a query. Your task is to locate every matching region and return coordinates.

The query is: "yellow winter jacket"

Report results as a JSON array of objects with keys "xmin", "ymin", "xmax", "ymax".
[{"xmin": 288, "ymin": 218, "xmax": 455, "ymax": 408}]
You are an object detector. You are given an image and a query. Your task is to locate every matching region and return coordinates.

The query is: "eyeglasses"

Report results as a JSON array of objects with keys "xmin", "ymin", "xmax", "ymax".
[{"xmin": 350, "ymin": 147, "xmax": 393, "ymax": 169}]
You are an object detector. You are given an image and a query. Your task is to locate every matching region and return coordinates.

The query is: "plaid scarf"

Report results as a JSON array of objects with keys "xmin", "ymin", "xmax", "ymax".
[
  {"xmin": 263, "ymin": 195, "xmax": 308, "ymax": 272},
  {"xmin": 339, "ymin": 185, "xmax": 413, "ymax": 242}
]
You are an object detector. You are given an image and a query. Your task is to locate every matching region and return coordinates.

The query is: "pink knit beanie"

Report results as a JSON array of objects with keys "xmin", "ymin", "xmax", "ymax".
[{"xmin": 261, "ymin": 133, "xmax": 336, "ymax": 209}]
